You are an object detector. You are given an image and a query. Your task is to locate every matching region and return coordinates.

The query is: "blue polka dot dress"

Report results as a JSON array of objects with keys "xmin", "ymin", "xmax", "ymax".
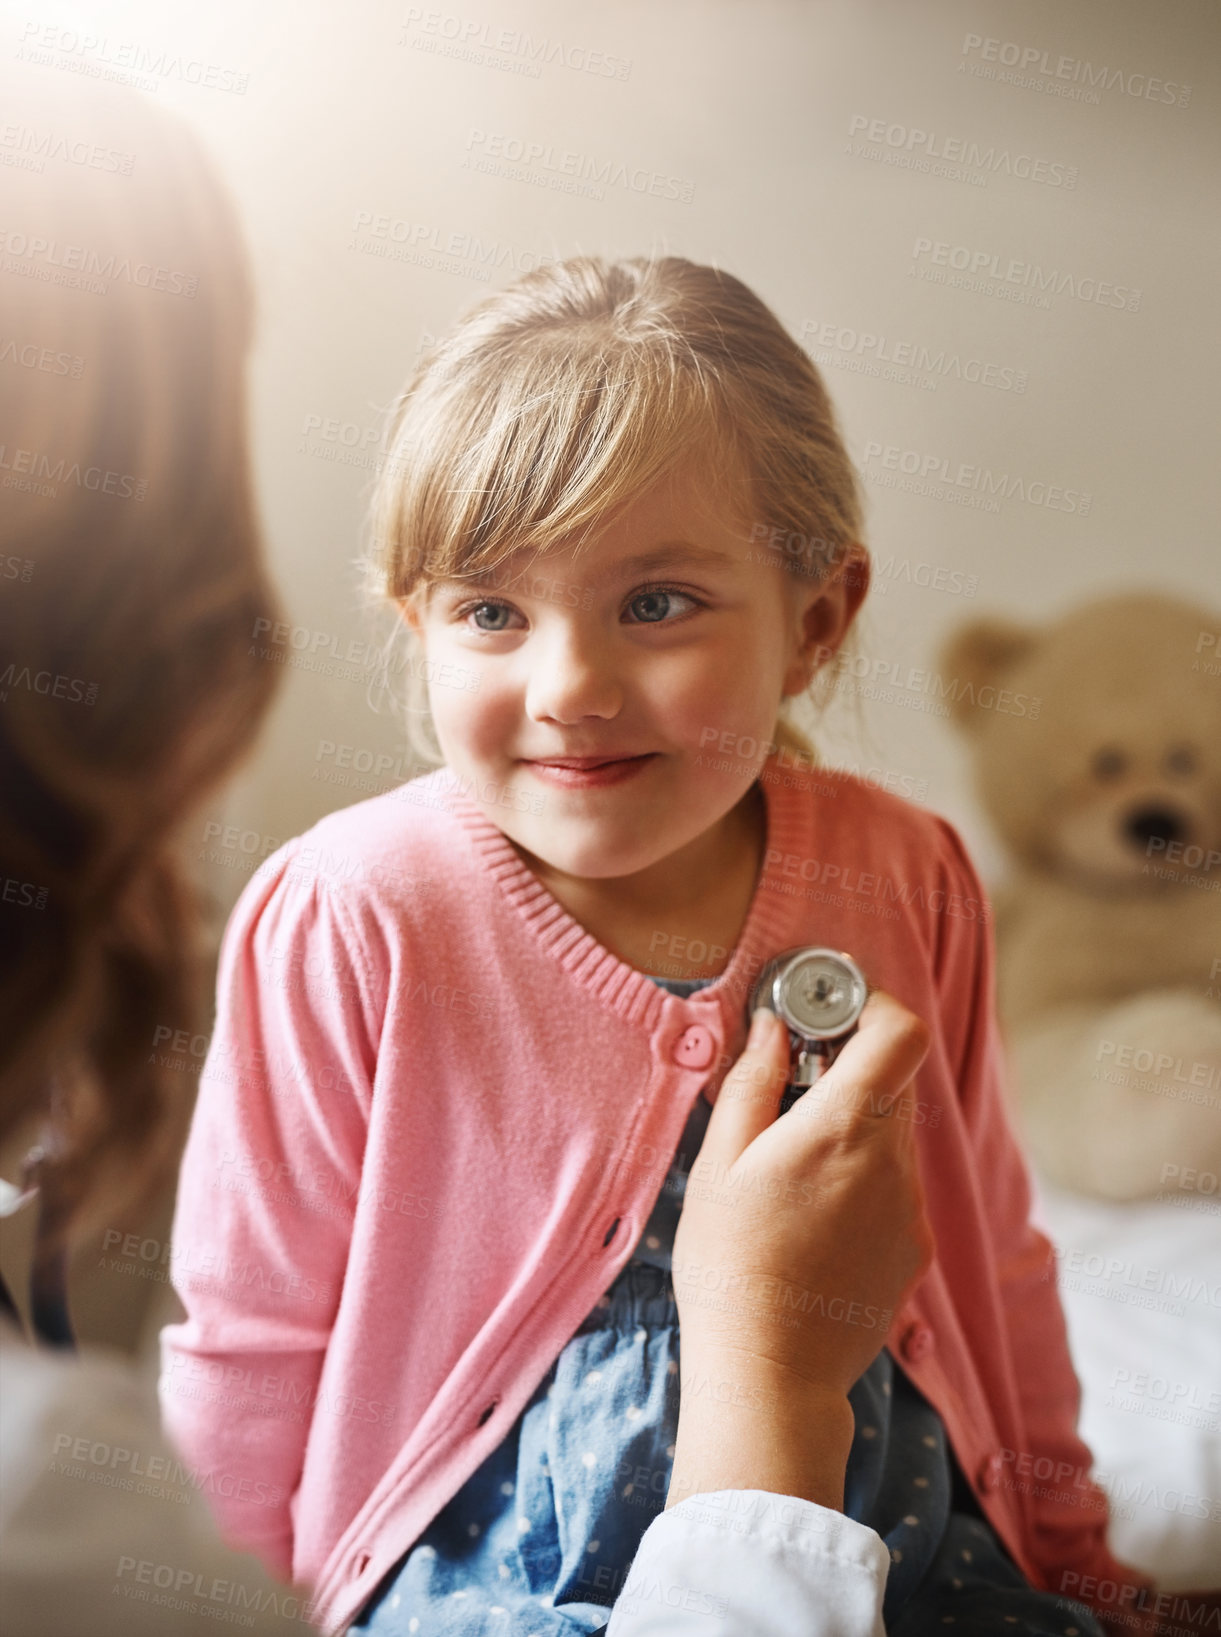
[{"xmin": 349, "ymin": 977, "xmax": 1105, "ymax": 1635}]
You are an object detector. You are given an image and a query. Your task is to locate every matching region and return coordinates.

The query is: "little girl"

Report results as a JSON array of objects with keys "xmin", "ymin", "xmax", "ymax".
[{"xmin": 160, "ymin": 256, "xmax": 1152, "ymax": 1635}]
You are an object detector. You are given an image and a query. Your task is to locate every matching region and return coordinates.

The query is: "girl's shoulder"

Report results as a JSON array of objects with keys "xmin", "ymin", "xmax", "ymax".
[
  {"xmin": 212, "ymin": 769, "xmax": 465, "ymax": 974},
  {"xmin": 248, "ymin": 766, "xmax": 462, "ymax": 905},
  {"xmin": 776, "ymin": 760, "xmax": 981, "ymax": 887},
  {"xmin": 208, "ymin": 771, "xmax": 467, "ymax": 1025},
  {"xmin": 774, "ymin": 762, "xmax": 996, "ymax": 960}
]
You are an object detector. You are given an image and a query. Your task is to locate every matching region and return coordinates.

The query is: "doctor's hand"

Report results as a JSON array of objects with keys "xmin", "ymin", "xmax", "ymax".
[{"xmin": 668, "ymin": 989, "xmax": 934, "ymax": 1510}]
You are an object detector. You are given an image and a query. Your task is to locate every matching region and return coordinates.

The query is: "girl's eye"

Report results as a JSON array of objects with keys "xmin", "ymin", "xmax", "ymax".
[
  {"xmin": 626, "ymin": 586, "xmax": 700, "ymax": 624},
  {"xmin": 453, "ymin": 586, "xmax": 701, "ymax": 631},
  {"xmin": 460, "ymin": 600, "xmax": 521, "ymax": 633}
]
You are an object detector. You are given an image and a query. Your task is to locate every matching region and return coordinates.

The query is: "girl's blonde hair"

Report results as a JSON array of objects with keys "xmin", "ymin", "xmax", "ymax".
[
  {"xmin": 0, "ymin": 62, "xmax": 284, "ymax": 1250},
  {"xmin": 362, "ymin": 255, "xmax": 868, "ymax": 767}
]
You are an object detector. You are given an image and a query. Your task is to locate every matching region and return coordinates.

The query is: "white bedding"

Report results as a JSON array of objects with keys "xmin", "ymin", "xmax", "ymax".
[{"xmin": 1031, "ymin": 1172, "xmax": 1221, "ymax": 1588}]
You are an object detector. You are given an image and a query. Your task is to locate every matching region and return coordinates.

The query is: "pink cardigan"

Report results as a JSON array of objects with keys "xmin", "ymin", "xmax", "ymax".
[{"xmin": 159, "ymin": 755, "xmax": 1151, "ymax": 1635}]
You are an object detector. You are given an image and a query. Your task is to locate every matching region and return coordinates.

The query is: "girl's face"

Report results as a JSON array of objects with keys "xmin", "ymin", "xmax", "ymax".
[{"xmin": 403, "ymin": 457, "xmax": 866, "ymax": 888}]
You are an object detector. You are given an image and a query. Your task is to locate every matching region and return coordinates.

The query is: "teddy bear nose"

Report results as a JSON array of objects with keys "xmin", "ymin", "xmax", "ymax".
[{"xmin": 1123, "ymin": 805, "xmax": 1189, "ymax": 852}]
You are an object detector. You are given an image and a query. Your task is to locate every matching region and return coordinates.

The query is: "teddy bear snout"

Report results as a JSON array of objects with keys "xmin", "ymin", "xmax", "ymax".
[
  {"xmin": 1122, "ymin": 802, "xmax": 1192, "ymax": 854},
  {"xmin": 1055, "ymin": 786, "xmax": 1212, "ymax": 884}
]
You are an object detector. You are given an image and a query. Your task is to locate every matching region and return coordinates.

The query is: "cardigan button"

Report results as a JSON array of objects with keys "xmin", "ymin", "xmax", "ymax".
[
  {"xmin": 898, "ymin": 1321, "xmax": 934, "ymax": 1363},
  {"xmin": 354, "ymin": 1551, "xmax": 371, "ymax": 1574},
  {"xmin": 977, "ymin": 1451, "xmax": 1005, "ymax": 1493},
  {"xmin": 673, "ymin": 1025, "xmax": 715, "ymax": 1070}
]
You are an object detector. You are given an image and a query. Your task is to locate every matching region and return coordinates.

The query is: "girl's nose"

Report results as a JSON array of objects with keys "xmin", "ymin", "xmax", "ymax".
[{"xmin": 523, "ymin": 626, "xmax": 623, "ymax": 723}]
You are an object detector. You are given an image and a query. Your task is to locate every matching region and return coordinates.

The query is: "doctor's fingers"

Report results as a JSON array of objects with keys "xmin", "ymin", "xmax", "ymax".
[
  {"xmin": 698, "ymin": 1006, "xmax": 792, "ymax": 1167},
  {"xmin": 801, "ymin": 989, "xmax": 932, "ymax": 1131}
]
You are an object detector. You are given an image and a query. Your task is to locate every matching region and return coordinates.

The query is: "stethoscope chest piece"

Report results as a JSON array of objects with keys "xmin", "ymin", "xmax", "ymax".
[{"xmin": 749, "ymin": 946, "xmax": 869, "ymax": 1092}]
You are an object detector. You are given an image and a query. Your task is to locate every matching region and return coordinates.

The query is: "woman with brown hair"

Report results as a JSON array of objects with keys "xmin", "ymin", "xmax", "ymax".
[{"xmin": 0, "ymin": 58, "xmax": 316, "ymax": 1633}]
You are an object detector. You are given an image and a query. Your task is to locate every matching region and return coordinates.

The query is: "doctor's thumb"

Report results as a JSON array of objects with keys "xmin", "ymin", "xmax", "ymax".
[{"xmin": 697, "ymin": 1006, "xmax": 790, "ymax": 1165}]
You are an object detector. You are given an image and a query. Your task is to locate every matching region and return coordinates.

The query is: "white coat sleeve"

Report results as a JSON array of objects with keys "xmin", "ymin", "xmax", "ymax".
[{"xmin": 603, "ymin": 1490, "xmax": 889, "ymax": 1637}]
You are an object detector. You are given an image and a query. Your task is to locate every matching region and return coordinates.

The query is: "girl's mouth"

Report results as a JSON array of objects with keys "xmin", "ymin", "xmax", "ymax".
[{"xmin": 523, "ymin": 754, "xmax": 658, "ymax": 788}]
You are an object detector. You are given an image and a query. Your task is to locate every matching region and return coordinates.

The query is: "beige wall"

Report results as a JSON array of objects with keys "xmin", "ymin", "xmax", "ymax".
[{"xmin": 8, "ymin": 0, "xmax": 1212, "ymax": 903}]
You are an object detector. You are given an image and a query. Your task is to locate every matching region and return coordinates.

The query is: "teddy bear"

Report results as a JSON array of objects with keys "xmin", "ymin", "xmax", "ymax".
[{"xmin": 938, "ymin": 591, "xmax": 1221, "ymax": 1201}]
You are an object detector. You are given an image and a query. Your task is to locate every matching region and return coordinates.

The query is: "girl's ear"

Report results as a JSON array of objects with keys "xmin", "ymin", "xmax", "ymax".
[{"xmin": 784, "ymin": 543, "xmax": 871, "ymax": 694}]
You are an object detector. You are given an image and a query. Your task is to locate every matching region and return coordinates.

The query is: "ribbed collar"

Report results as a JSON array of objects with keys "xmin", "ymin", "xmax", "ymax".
[{"xmin": 430, "ymin": 751, "xmax": 810, "ymax": 1037}]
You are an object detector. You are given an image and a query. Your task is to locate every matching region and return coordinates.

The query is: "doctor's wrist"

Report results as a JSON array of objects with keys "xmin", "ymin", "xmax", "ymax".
[{"xmin": 666, "ymin": 1354, "xmax": 855, "ymax": 1514}]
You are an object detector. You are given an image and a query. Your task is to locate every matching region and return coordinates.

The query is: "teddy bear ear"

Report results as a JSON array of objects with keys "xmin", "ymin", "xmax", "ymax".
[{"xmin": 938, "ymin": 616, "xmax": 1037, "ymax": 732}]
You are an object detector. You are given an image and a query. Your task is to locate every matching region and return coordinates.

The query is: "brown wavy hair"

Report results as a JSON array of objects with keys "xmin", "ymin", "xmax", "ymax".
[
  {"xmin": 361, "ymin": 254, "xmax": 870, "ymax": 767},
  {"xmin": 0, "ymin": 62, "xmax": 284, "ymax": 1250}
]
